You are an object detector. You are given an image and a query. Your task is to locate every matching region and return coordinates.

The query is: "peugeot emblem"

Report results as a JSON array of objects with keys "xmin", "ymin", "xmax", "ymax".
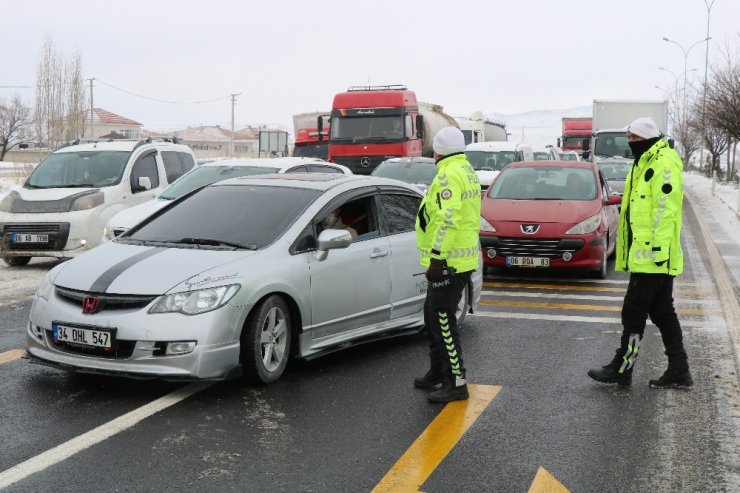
[
  {"xmin": 360, "ymin": 157, "xmax": 371, "ymax": 167},
  {"xmin": 520, "ymin": 224, "xmax": 540, "ymax": 234}
]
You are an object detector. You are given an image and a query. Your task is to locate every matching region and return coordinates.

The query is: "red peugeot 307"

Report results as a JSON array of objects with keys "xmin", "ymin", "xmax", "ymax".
[{"xmin": 479, "ymin": 160, "xmax": 622, "ymax": 278}]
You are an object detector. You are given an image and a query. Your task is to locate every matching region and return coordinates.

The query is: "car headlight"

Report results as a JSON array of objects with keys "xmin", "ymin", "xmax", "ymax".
[
  {"xmin": 70, "ymin": 192, "xmax": 104, "ymax": 211},
  {"xmin": 565, "ymin": 214, "xmax": 601, "ymax": 235},
  {"xmin": 149, "ymin": 284, "xmax": 240, "ymax": 315},
  {"xmin": 480, "ymin": 216, "xmax": 496, "ymax": 232},
  {"xmin": 0, "ymin": 194, "xmax": 15, "ymax": 212},
  {"xmin": 35, "ymin": 273, "xmax": 54, "ymax": 301}
]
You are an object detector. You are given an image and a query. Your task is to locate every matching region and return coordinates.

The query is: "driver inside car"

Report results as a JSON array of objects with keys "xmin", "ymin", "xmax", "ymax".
[{"xmin": 320, "ymin": 207, "xmax": 358, "ymax": 239}]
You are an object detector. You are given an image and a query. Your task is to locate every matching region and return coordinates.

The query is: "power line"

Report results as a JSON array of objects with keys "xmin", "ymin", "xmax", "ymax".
[{"xmin": 95, "ymin": 79, "xmax": 232, "ymax": 104}]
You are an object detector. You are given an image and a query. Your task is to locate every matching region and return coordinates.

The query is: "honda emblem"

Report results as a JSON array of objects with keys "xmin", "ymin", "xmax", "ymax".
[{"xmin": 82, "ymin": 296, "xmax": 100, "ymax": 314}]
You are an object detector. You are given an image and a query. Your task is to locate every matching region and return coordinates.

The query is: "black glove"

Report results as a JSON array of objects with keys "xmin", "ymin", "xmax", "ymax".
[{"xmin": 426, "ymin": 258, "xmax": 446, "ymax": 282}]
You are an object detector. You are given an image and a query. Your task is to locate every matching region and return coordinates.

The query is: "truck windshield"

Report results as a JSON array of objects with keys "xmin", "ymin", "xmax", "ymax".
[
  {"xmin": 25, "ymin": 151, "xmax": 130, "ymax": 189},
  {"xmin": 465, "ymin": 151, "xmax": 516, "ymax": 171},
  {"xmin": 594, "ymin": 132, "xmax": 632, "ymax": 159},
  {"xmin": 330, "ymin": 116, "xmax": 404, "ymax": 141},
  {"xmin": 562, "ymin": 136, "xmax": 589, "ymax": 149}
]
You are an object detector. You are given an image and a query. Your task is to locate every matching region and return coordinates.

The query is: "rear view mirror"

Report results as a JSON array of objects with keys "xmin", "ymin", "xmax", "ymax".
[
  {"xmin": 416, "ymin": 115, "xmax": 424, "ymax": 139},
  {"xmin": 318, "ymin": 116, "xmax": 325, "ymax": 142},
  {"xmin": 315, "ymin": 228, "xmax": 352, "ymax": 261},
  {"xmin": 606, "ymin": 195, "xmax": 622, "ymax": 206},
  {"xmin": 582, "ymin": 138, "xmax": 590, "ymax": 151},
  {"xmin": 133, "ymin": 176, "xmax": 152, "ymax": 193}
]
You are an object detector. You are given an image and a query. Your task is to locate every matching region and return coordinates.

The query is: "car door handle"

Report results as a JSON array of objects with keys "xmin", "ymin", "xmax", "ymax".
[{"xmin": 369, "ymin": 249, "xmax": 389, "ymax": 258}]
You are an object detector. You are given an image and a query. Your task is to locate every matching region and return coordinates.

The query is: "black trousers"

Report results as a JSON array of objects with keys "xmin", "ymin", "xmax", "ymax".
[
  {"xmin": 424, "ymin": 271, "xmax": 471, "ymax": 383},
  {"xmin": 621, "ymin": 273, "xmax": 688, "ymax": 369}
]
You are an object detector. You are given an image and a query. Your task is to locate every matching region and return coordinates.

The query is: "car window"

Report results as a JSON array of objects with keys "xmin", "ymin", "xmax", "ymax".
[
  {"xmin": 316, "ymin": 194, "xmax": 380, "ymax": 242},
  {"xmin": 372, "ymin": 162, "xmax": 437, "ymax": 185},
  {"xmin": 130, "ymin": 152, "xmax": 160, "ymax": 192},
  {"xmin": 465, "ymin": 151, "xmax": 514, "ymax": 171},
  {"xmin": 308, "ymin": 164, "xmax": 341, "ymax": 173},
  {"xmin": 25, "ymin": 151, "xmax": 129, "ymax": 188},
  {"xmin": 161, "ymin": 151, "xmax": 185, "ymax": 183},
  {"xmin": 489, "ymin": 166, "xmax": 596, "ymax": 200},
  {"xmin": 379, "ymin": 193, "xmax": 422, "ymax": 234},
  {"xmin": 287, "ymin": 165, "xmax": 309, "ymax": 173},
  {"xmin": 178, "ymin": 152, "xmax": 196, "ymax": 173},
  {"xmin": 126, "ymin": 184, "xmax": 321, "ymax": 248},
  {"xmin": 158, "ymin": 166, "xmax": 280, "ymax": 200}
]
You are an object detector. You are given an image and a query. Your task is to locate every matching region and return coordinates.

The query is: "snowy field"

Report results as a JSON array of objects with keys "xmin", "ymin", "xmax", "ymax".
[{"xmin": 0, "ymin": 161, "xmax": 737, "ymax": 305}]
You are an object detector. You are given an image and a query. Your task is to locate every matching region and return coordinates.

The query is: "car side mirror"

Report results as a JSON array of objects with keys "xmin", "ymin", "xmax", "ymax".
[
  {"xmin": 315, "ymin": 228, "xmax": 352, "ymax": 261},
  {"xmin": 606, "ymin": 195, "xmax": 622, "ymax": 206},
  {"xmin": 133, "ymin": 176, "xmax": 152, "ymax": 193},
  {"xmin": 556, "ymin": 138, "xmax": 561, "ymax": 147}
]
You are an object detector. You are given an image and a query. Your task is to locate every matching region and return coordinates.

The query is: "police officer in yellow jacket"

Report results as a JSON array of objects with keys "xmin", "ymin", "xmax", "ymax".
[
  {"xmin": 588, "ymin": 117, "xmax": 692, "ymax": 388},
  {"xmin": 414, "ymin": 126, "xmax": 481, "ymax": 402}
]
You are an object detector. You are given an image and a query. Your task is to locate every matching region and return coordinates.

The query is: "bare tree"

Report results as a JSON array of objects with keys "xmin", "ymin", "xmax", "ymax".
[
  {"xmin": 33, "ymin": 37, "xmax": 87, "ymax": 149},
  {"xmin": 667, "ymin": 86, "xmax": 702, "ymax": 165},
  {"xmin": 0, "ymin": 95, "xmax": 32, "ymax": 161}
]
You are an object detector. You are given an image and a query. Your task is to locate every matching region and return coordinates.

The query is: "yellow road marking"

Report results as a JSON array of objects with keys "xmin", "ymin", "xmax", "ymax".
[
  {"xmin": 483, "ymin": 281, "xmax": 714, "ymax": 297},
  {"xmin": 528, "ymin": 467, "xmax": 570, "ymax": 493},
  {"xmin": 0, "ymin": 349, "xmax": 25, "ymax": 364},
  {"xmin": 372, "ymin": 384, "xmax": 501, "ymax": 493},
  {"xmin": 479, "ymin": 299, "xmax": 714, "ymax": 316}
]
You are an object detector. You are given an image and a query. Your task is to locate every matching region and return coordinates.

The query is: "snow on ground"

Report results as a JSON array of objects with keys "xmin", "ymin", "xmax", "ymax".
[{"xmin": 0, "ymin": 162, "xmax": 737, "ymax": 305}]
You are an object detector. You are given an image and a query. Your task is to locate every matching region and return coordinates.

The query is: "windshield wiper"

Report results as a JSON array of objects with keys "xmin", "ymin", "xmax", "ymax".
[
  {"xmin": 174, "ymin": 237, "xmax": 258, "ymax": 250},
  {"xmin": 62, "ymin": 184, "xmax": 97, "ymax": 188}
]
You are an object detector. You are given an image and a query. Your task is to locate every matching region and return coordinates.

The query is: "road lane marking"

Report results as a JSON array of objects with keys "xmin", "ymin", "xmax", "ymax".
[
  {"xmin": 488, "ymin": 276, "xmax": 707, "ymax": 289},
  {"xmin": 470, "ymin": 311, "xmax": 723, "ymax": 329},
  {"xmin": 479, "ymin": 300, "xmax": 716, "ymax": 316},
  {"xmin": 483, "ymin": 281, "xmax": 715, "ymax": 297},
  {"xmin": 372, "ymin": 384, "xmax": 501, "ymax": 493},
  {"xmin": 0, "ymin": 382, "xmax": 211, "ymax": 490},
  {"xmin": 482, "ymin": 290, "xmax": 717, "ymax": 305},
  {"xmin": 0, "ymin": 349, "xmax": 25, "ymax": 364},
  {"xmin": 528, "ymin": 467, "xmax": 570, "ymax": 492}
]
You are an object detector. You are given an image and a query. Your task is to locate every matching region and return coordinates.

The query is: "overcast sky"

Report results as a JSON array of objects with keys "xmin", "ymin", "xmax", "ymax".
[{"xmin": 3, "ymin": 0, "xmax": 739, "ymax": 131}]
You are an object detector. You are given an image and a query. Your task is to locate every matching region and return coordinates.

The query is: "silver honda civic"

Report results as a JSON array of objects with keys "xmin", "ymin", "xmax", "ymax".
[{"xmin": 27, "ymin": 174, "xmax": 482, "ymax": 383}]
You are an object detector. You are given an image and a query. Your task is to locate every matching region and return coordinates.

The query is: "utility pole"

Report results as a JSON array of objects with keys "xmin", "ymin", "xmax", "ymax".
[
  {"xmin": 230, "ymin": 93, "xmax": 241, "ymax": 157},
  {"xmin": 86, "ymin": 78, "xmax": 95, "ymax": 140}
]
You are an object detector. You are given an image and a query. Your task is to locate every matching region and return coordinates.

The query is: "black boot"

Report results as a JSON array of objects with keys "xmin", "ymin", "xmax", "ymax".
[
  {"xmin": 587, "ymin": 334, "xmax": 641, "ymax": 386},
  {"xmin": 649, "ymin": 368, "xmax": 693, "ymax": 389},
  {"xmin": 427, "ymin": 379, "xmax": 469, "ymax": 403},
  {"xmin": 414, "ymin": 370, "xmax": 444, "ymax": 390}
]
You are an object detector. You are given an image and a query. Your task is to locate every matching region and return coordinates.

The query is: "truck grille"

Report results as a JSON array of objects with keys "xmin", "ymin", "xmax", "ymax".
[
  {"xmin": 331, "ymin": 156, "xmax": 394, "ymax": 175},
  {"xmin": 55, "ymin": 286, "xmax": 158, "ymax": 312},
  {"xmin": 0, "ymin": 222, "xmax": 70, "ymax": 251},
  {"xmin": 481, "ymin": 236, "xmax": 584, "ymax": 258}
]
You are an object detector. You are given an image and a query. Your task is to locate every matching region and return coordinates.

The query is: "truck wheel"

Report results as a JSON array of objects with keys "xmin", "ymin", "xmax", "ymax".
[
  {"xmin": 3, "ymin": 256, "xmax": 31, "ymax": 267},
  {"xmin": 240, "ymin": 295, "xmax": 292, "ymax": 384}
]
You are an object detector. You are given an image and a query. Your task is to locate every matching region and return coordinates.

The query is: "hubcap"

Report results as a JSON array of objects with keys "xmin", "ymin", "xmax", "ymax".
[{"xmin": 260, "ymin": 307, "xmax": 287, "ymax": 372}]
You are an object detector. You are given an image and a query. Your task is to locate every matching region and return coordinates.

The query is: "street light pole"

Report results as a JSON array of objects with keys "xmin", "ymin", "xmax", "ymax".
[{"xmin": 662, "ymin": 36, "xmax": 711, "ymax": 110}]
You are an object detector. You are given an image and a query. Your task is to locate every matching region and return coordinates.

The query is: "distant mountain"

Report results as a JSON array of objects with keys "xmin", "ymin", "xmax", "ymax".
[{"xmin": 489, "ymin": 106, "xmax": 592, "ymax": 146}]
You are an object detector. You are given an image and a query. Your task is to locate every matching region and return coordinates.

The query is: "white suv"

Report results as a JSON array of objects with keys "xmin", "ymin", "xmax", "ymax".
[{"xmin": 0, "ymin": 138, "xmax": 196, "ymax": 265}]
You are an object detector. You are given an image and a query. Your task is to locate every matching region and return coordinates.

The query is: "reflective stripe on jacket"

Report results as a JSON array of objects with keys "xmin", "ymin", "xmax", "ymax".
[
  {"xmin": 615, "ymin": 139, "xmax": 684, "ymax": 275},
  {"xmin": 415, "ymin": 153, "xmax": 481, "ymax": 273}
]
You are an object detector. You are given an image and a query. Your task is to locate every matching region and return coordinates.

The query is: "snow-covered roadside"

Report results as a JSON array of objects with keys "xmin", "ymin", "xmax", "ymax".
[{"xmin": 683, "ymin": 171, "xmax": 740, "ymax": 247}]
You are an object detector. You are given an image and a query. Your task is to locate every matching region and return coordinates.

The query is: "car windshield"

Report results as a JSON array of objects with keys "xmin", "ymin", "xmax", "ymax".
[
  {"xmin": 158, "ymin": 165, "xmax": 280, "ymax": 200},
  {"xmin": 559, "ymin": 153, "xmax": 578, "ymax": 161},
  {"xmin": 371, "ymin": 161, "xmax": 438, "ymax": 185},
  {"xmin": 25, "ymin": 151, "xmax": 130, "ymax": 188},
  {"xmin": 595, "ymin": 132, "xmax": 632, "ymax": 158},
  {"xmin": 330, "ymin": 115, "xmax": 404, "ymax": 141},
  {"xmin": 600, "ymin": 162, "xmax": 631, "ymax": 180},
  {"xmin": 125, "ymin": 184, "xmax": 321, "ymax": 249},
  {"xmin": 488, "ymin": 166, "xmax": 596, "ymax": 201},
  {"xmin": 532, "ymin": 152, "xmax": 550, "ymax": 161},
  {"xmin": 465, "ymin": 151, "xmax": 515, "ymax": 171}
]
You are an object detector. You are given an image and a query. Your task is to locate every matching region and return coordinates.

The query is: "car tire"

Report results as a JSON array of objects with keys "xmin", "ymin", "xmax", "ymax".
[
  {"xmin": 455, "ymin": 283, "xmax": 470, "ymax": 327},
  {"xmin": 240, "ymin": 295, "xmax": 291, "ymax": 384},
  {"xmin": 3, "ymin": 256, "xmax": 31, "ymax": 267},
  {"xmin": 592, "ymin": 246, "xmax": 608, "ymax": 279}
]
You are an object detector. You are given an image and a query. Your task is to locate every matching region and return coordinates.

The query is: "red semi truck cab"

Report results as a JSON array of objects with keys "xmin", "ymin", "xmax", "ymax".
[
  {"xmin": 293, "ymin": 127, "xmax": 330, "ymax": 160},
  {"xmin": 327, "ymin": 85, "xmax": 423, "ymax": 174},
  {"xmin": 558, "ymin": 117, "xmax": 593, "ymax": 152}
]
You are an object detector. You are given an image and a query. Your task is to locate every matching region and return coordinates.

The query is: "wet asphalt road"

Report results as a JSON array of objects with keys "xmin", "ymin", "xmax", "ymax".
[{"xmin": 0, "ymin": 209, "xmax": 738, "ymax": 492}]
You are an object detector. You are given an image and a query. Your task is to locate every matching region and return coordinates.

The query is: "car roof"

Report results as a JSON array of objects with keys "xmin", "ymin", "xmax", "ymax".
[
  {"xmin": 506, "ymin": 160, "xmax": 595, "ymax": 169},
  {"xmin": 379, "ymin": 157, "xmax": 436, "ymax": 165},
  {"xmin": 53, "ymin": 140, "xmax": 190, "ymax": 153},
  {"xmin": 200, "ymin": 157, "xmax": 349, "ymax": 173},
  {"xmin": 466, "ymin": 141, "xmax": 521, "ymax": 151},
  {"xmin": 212, "ymin": 173, "xmax": 418, "ymax": 192}
]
